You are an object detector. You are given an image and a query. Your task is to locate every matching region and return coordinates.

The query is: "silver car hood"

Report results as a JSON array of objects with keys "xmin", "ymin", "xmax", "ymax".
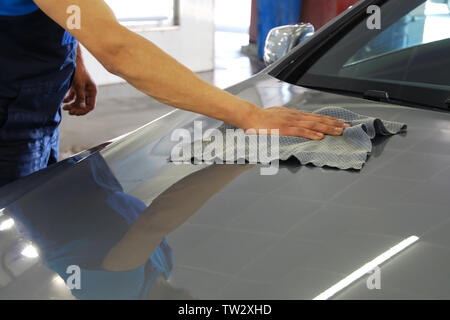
[{"xmin": 1, "ymin": 74, "xmax": 450, "ymax": 300}]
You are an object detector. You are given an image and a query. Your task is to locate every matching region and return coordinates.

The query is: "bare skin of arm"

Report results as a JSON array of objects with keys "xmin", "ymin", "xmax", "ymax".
[
  {"xmin": 34, "ymin": 0, "xmax": 350, "ymax": 140},
  {"xmin": 63, "ymin": 45, "xmax": 97, "ymax": 115}
]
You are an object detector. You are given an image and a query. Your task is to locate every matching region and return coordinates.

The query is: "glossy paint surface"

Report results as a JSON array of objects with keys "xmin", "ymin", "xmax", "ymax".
[{"xmin": 1, "ymin": 72, "xmax": 450, "ymax": 299}]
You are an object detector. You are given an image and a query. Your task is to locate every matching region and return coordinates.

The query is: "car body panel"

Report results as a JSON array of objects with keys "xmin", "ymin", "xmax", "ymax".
[{"xmin": 1, "ymin": 73, "xmax": 450, "ymax": 300}]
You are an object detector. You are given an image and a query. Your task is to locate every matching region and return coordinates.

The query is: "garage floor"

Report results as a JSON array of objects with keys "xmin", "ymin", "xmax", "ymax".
[{"xmin": 59, "ymin": 32, "xmax": 264, "ymax": 159}]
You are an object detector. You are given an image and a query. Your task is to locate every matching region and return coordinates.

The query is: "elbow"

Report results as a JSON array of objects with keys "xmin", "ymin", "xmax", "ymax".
[
  {"xmin": 96, "ymin": 25, "xmax": 132, "ymax": 78},
  {"xmin": 102, "ymin": 43, "xmax": 129, "ymax": 78}
]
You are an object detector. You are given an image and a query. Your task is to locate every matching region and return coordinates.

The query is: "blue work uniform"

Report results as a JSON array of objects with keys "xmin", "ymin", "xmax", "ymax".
[{"xmin": 0, "ymin": 1, "xmax": 77, "ymax": 187}]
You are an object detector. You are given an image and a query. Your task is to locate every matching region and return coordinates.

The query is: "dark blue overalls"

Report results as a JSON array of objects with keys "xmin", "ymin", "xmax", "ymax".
[{"xmin": 0, "ymin": 4, "xmax": 77, "ymax": 187}]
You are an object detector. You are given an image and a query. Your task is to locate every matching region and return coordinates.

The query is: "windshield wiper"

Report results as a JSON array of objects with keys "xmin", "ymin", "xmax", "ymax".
[{"xmin": 363, "ymin": 90, "xmax": 390, "ymax": 103}]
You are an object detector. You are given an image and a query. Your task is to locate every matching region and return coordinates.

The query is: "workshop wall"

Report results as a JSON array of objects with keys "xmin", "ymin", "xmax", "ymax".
[{"xmin": 84, "ymin": 0, "xmax": 215, "ymax": 85}]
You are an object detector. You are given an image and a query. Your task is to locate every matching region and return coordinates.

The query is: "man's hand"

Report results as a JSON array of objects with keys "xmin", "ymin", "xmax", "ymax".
[
  {"xmin": 63, "ymin": 46, "xmax": 97, "ymax": 116},
  {"xmin": 242, "ymin": 106, "xmax": 350, "ymax": 140}
]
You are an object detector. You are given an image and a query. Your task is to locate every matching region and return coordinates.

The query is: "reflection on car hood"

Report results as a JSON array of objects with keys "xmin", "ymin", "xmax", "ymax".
[{"xmin": 1, "ymin": 74, "xmax": 450, "ymax": 300}]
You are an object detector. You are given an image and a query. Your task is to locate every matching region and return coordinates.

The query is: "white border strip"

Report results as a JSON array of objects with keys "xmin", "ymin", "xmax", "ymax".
[{"xmin": 313, "ymin": 235, "xmax": 419, "ymax": 300}]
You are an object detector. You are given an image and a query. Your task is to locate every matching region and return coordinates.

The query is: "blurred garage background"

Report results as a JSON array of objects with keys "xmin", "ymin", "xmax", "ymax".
[{"xmin": 58, "ymin": 0, "xmax": 359, "ymax": 159}]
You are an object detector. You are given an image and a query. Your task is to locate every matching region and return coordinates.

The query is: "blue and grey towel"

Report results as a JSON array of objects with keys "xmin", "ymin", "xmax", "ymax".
[{"xmin": 178, "ymin": 107, "xmax": 407, "ymax": 170}]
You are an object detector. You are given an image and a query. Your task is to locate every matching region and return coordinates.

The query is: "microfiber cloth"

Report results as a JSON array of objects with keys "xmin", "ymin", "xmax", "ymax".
[{"xmin": 177, "ymin": 107, "xmax": 407, "ymax": 170}]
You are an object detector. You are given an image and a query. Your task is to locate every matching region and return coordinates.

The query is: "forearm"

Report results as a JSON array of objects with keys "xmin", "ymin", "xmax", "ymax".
[
  {"xmin": 35, "ymin": 0, "xmax": 259, "ymax": 127},
  {"xmin": 105, "ymin": 26, "xmax": 259, "ymax": 128}
]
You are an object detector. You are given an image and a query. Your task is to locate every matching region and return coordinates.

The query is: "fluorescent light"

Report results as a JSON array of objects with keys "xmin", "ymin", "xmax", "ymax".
[
  {"xmin": 313, "ymin": 235, "xmax": 419, "ymax": 300},
  {"xmin": 21, "ymin": 244, "xmax": 39, "ymax": 258},
  {"xmin": 0, "ymin": 218, "xmax": 14, "ymax": 231}
]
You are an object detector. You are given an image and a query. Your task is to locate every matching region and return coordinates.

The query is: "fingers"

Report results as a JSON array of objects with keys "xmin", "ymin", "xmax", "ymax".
[
  {"xmin": 249, "ymin": 106, "xmax": 354, "ymax": 140},
  {"xmin": 297, "ymin": 121, "xmax": 345, "ymax": 136},
  {"xmin": 62, "ymin": 83, "xmax": 97, "ymax": 116},
  {"xmin": 299, "ymin": 111, "xmax": 337, "ymax": 121},
  {"xmin": 65, "ymin": 102, "xmax": 94, "ymax": 116},
  {"xmin": 74, "ymin": 83, "xmax": 87, "ymax": 109},
  {"xmin": 86, "ymin": 83, "xmax": 97, "ymax": 112},
  {"xmin": 281, "ymin": 119, "xmax": 345, "ymax": 139},
  {"xmin": 305, "ymin": 115, "xmax": 350, "ymax": 128},
  {"xmin": 63, "ymin": 87, "xmax": 75, "ymax": 103},
  {"xmin": 292, "ymin": 111, "xmax": 350, "ymax": 128},
  {"xmin": 280, "ymin": 123, "xmax": 342, "ymax": 139},
  {"xmin": 280, "ymin": 127, "xmax": 325, "ymax": 140},
  {"xmin": 280, "ymin": 111, "xmax": 348, "ymax": 138}
]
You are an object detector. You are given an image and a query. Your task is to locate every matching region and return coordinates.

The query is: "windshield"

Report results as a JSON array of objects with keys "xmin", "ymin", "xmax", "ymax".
[{"xmin": 296, "ymin": 0, "xmax": 450, "ymax": 109}]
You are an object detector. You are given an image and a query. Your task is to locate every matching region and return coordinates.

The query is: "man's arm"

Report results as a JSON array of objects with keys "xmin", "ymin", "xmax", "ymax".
[{"xmin": 33, "ymin": 0, "xmax": 349, "ymax": 139}]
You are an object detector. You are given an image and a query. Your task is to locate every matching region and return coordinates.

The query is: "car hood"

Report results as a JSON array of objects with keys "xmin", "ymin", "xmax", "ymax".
[{"xmin": 1, "ymin": 74, "xmax": 450, "ymax": 300}]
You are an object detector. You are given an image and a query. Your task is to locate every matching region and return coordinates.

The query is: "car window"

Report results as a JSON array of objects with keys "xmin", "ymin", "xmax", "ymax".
[
  {"xmin": 295, "ymin": 0, "xmax": 450, "ymax": 109},
  {"xmin": 347, "ymin": 1, "xmax": 450, "ymax": 65}
]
